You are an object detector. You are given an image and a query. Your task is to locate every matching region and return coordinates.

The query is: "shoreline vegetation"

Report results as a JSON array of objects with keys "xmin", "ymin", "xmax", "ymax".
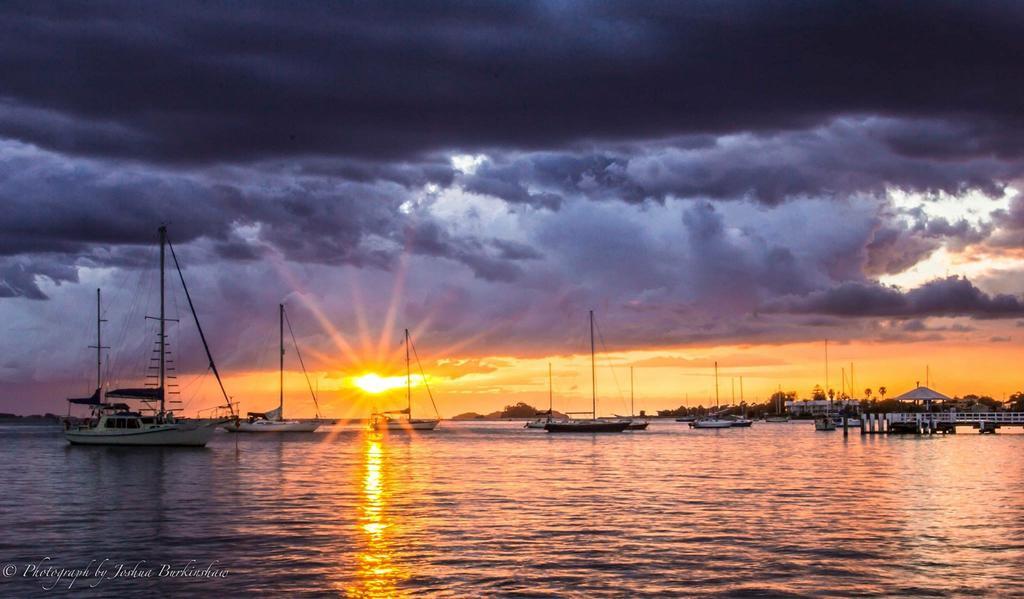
[
  {"xmin": 452, "ymin": 402, "xmax": 569, "ymax": 421},
  {"xmin": 9, "ymin": 391, "xmax": 1024, "ymax": 423},
  {"xmin": 658, "ymin": 389, "xmax": 1024, "ymax": 420},
  {"xmin": 0, "ymin": 413, "xmax": 62, "ymax": 424}
]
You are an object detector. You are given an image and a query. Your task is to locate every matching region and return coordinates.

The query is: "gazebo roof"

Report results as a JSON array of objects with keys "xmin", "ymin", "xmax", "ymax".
[{"xmin": 893, "ymin": 385, "xmax": 952, "ymax": 402}]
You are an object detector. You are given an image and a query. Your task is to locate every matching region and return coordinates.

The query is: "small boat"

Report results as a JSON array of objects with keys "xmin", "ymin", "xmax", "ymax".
[
  {"xmin": 689, "ymin": 362, "xmax": 734, "ymax": 430},
  {"xmin": 623, "ymin": 367, "xmax": 649, "ymax": 430},
  {"xmin": 224, "ymin": 304, "xmax": 322, "ymax": 433},
  {"xmin": 831, "ymin": 415, "xmax": 862, "ymax": 428},
  {"xmin": 526, "ymin": 364, "xmax": 567, "ymax": 429},
  {"xmin": 765, "ymin": 387, "xmax": 790, "ymax": 422},
  {"xmin": 371, "ymin": 412, "xmax": 440, "ymax": 431},
  {"xmin": 545, "ymin": 310, "xmax": 626, "ymax": 434},
  {"xmin": 814, "ymin": 415, "xmax": 837, "ymax": 431},
  {"xmin": 675, "ymin": 416, "xmax": 696, "ymax": 423},
  {"xmin": 370, "ymin": 329, "xmax": 440, "ymax": 432},
  {"xmin": 65, "ymin": 227, "xmax": 233, "ymax": 447},
  {"xmin": 729, "ymin": 377, "xmax": 753, "ymax": 426},
  {"xmin": 545, "ymin": 420, "xmax": 630, "ymax": 433},
  {"xmin": 690, "ymin": 417, "xmax": 734, "ymax": 429},
  {"xmin": 601, "ymin": 368, "xmax": 650, "ymax": 430}
]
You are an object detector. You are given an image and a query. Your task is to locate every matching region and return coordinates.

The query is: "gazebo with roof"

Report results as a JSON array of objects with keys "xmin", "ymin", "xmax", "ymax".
[{"xmin": 893, "ymin": 385, "xmax": 952, "ymax": 410}]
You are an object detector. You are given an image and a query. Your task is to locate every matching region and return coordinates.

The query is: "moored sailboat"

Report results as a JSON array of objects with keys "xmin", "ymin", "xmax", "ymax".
[
  {"xmin": 370, "ymin": 329, "xmax": 441, "ymax": 431},
  {"xmin": 607, "ymin": 366, "xmax": 649, "ymax": 430},
  {"xmin": 526, "ymin": 363, "xmax": 566, "ymax": 429},
  {"xmin": 224, "ymin": 304, "xmax": 321, "ymax": 433},
  {"xmin": 64, "ymin": 226, "xmax": 233, "ymax": 447},
  {"xmin": 545, "ymin": 311, "xmax": 629, "ymax": 433},
  {"xmin": 729, "ymin": 376, "xmax": 753, "ymax": 427},
  {"xmin": 690, "ymin": 362, "xmax": 734, "ymax": 429},
  {"xmin": 765, "ymin": 385, "xmax": 790, "ymax": 422}
]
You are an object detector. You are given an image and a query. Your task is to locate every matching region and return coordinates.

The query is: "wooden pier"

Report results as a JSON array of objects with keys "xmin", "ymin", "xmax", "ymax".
[{"xmin": 859, "ymin": 412, "xmax": 1024, "ymax": 435}]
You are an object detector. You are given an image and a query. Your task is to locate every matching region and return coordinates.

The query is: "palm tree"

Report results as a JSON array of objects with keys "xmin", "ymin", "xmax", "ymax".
[
  {"xmin": 878, "ymin": 386, "xmax": 887, "ymax": 401},
  {"xmin": 865, "ymin": 388, "xmax": 873, "ymax": 401}
]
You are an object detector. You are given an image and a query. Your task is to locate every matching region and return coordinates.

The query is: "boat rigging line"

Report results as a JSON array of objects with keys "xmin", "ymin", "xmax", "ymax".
[{"xmin": 283, "ymin": 306, "xmax": 322, "ymax": 419}]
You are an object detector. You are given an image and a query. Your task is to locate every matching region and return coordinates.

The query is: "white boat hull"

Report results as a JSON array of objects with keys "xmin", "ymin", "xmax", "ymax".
[
  {"xmin": 832, "ymin": 417, "xmax": 862, "ymax": 427},
  {"xmin": 65, "ymin": 420, "xmax": 220, "ymax": 447},
  {"xmin": 815, "ymin": 418, "xmax": 837, "ymax": 431},
  {"xmin": 690, "ymin": 419, "xmax": 734, "ymax": 429},
  {"xmin": 223, "ymin": 420, "xmax": 321, "ymax": 433},
  {"xmin": 372, "ymin": 419, "xmax": 439, "ymax": 431}
]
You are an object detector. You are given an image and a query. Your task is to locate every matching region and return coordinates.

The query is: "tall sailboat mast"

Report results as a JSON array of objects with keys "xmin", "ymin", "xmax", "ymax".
[
  {"xmin": 279, "ymin": 304, "xmax": 285, "ymax": 417},
  {"xmin": 630, "ymin": 366, "xmax": 634, "ymax": 417},
  {"xmin": 406, "ymin": 328, "xmax": 412, "ymax": 417},
  {"xmin": 590, "ymin": 309, "xmax": 596, "ymax": 419},
  {"xmin": 824, "ymin": 338, "xmax": 829, "ymax": 395},
  {"xmin": 548, "ymin": 362, "xmax": 553, "ymax": 412},
  {"xmin": 159, "ymin": 225, "xmax": 166, "ymax": 414},
  {"xmin": 714, "ymin": 361, "xmax": 719, "ymax": 410},
  {"xmin": 87, "ymin": 288, "xmax": 108, "ymax": 392}
]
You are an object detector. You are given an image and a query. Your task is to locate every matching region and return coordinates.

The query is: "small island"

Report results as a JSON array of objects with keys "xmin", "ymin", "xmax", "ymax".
[{"xmin": 451, "ymin": 402, "xmax": 568, "ymax": 421}]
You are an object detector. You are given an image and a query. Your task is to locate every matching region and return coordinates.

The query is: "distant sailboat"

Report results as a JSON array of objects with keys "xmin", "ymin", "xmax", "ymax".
[
  {"xmin": 730, "ymin": 376, "xmax": 753, "ymax": 427},
  {"xmin": 545, "ymin": 311, "xmax": 629, "ymax": 433},
  {"xmin": 64, "ymin": 226, "xmax": 232, "ymax": 446},
  {"xmin": 690, "ymin": 362, "xmax": 734, "ymax": 429},
  {"xmin": 610, "ymin": 366, "xmax": 649, "ymax": 430},
  {"xmin": 765, "ymin": 385, "xmax": 790, "ymax": 422},
  {"xmin": 224, "ymin": 304, "xmax": 322, "ymax": 433},
  {"xmin": 526, "ymin": 363, "xmax": 564, "ymax": 429},
  {"xmin": 370, "ymin": 329, "xmax": 440, "ymax": 431},
  {"xmin": 815, "ymin": 339, "xmax": 836, "ymax": 431}
]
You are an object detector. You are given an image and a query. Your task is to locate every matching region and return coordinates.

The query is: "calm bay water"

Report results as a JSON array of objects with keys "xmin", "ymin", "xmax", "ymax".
[{"xmin": 1, "ymin": 421, "xmax": 1022, "ymax": 597}]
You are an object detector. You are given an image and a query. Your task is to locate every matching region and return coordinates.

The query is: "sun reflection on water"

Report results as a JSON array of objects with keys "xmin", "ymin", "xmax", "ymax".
[{"xmin": 350, "ymin": 434, "xmax": 405, "ymax": 598}]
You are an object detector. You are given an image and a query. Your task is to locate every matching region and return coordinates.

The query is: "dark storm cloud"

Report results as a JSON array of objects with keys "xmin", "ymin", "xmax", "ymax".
[
  {"xmin": 0, "ymin": 256, "xmax": 77, "ymax": 299},
  {"xmin": 404, "ymin": 220, "xmax": 533, "ymax": 282},
  {"xmin": 0, "ymin": 140, "xmax": 534, "ymax": 295},
  {"xmin": 765, "ymin": 276, "xmax": 1024, "ymax": 319},
  {"xmin": 1, "ymin": 1, "xmax": 1023, "ymax": 163},
  {"xmin": 456, "ymin": 117, "xmax": 1022, "ymax": 208},
  {"xmin": 984, "ymin": 193, "xmax": 1024, "ymax": 249}
]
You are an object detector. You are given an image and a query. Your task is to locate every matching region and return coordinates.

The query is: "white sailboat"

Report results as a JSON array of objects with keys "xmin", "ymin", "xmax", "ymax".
[
  {"xmin": 65, "ymin": 226, "xmax": 232, "ymax": 447},
  {"xmin": 224, "ymin": 304, "xmax": 321, "ymax": 433},
  {"xmin": 765, "ymin": 385, "xmax": 790, "ymax": 422},
  {"xmin": 730, "ymin": 376, "xmax": 753, "ymax": 427},
  {"xmin": 815, "ymin": 339, "xmax": 837, "ymax": 431},
  {"xmin": 526, "ymin": 363, "xmax": 565, "ymax": 429},
  {"xmin": 370, "ymin": 329, "xmax": 440, "ymax": 431},
  {"xmin": 690, "ymin": 362, "xmax": 734, "ymax": 429},
  {"xmin": 606, "ymin": 366, "xmax": 649, "ymax": 430}
]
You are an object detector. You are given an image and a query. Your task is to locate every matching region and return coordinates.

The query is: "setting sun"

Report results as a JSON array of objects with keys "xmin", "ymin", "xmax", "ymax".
[{"xmin": 353, "ymin": 373, "xmax": 412, "ymax": 394}]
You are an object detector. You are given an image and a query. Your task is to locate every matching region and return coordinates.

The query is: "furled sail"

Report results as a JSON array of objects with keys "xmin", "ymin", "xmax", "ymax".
[
  {"xmin": 107, "ymin": 387, "xmax": 163, "ymax": 401},
  {"xmin": 67, "ymin": 388, "xmax": 101, "ymax": 405}
]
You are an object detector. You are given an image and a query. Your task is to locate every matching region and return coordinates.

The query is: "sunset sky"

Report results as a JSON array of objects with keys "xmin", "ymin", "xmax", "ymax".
[{"xmin": 2, "ymin": 2, "xmax": 1024, "ymax": 417}]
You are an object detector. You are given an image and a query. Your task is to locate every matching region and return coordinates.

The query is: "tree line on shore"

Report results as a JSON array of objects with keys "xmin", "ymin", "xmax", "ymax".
[
  {"xmin": 451, "ymin": 391, "xmax": 1024, "ymax": 422},
  {"xmin": 656, "ymin": 389, "xmax": 1024, "ymax": 418}
]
